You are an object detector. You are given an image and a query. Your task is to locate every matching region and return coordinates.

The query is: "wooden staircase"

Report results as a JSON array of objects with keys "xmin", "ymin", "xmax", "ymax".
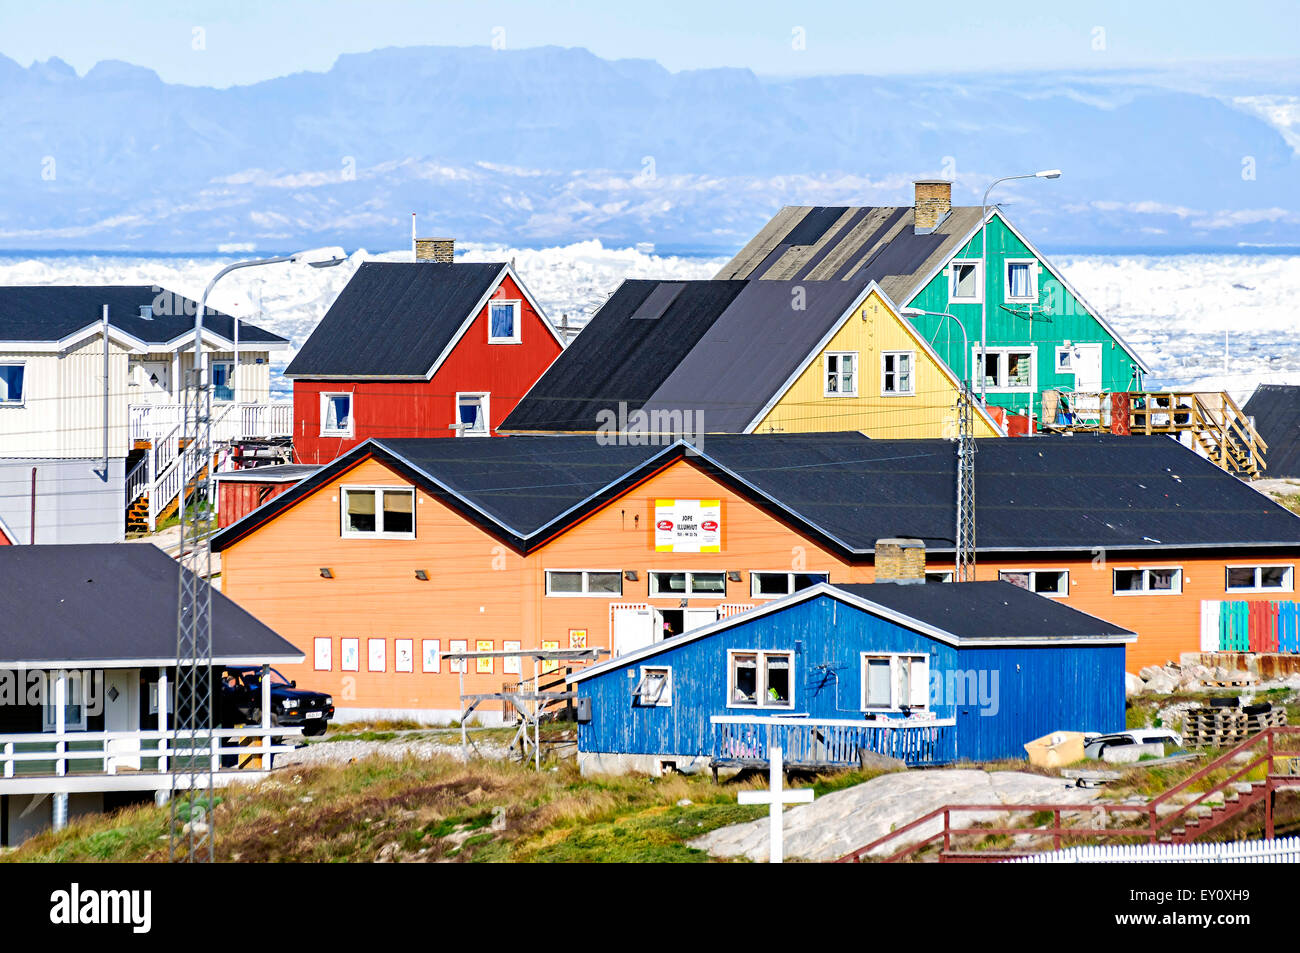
[
  {"xmin": 836, "ymin": 726, "xmax": 1300, "ymax": 863},
  {"xmin": 1040, "ymin": 390, "xmax": 1268, "ymax": 478}
]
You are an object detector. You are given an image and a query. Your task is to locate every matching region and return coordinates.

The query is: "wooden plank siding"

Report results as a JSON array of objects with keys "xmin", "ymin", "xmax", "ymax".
[
  {"xmin": 574, "ymin": 593, "xmax": 1128, "ymax": 763},
  {"xmin": 904, "ymin": 213, "xmax": 1145, "ymax": 417},
  {"xmin": 753, "ymin": 288, "xmax": 1000, "ymax": 438},
  {"xmin": 220, "ymin": 450, "xmax": 1300, "ymax": 716},
  {"xmin": 291, "ymin": 273, "xmax": 562, "ymax": 464}
]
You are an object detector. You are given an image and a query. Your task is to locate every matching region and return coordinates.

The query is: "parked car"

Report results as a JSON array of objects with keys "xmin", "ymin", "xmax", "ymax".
[
  {"xmin": 1083, "ymin": 728, "xmax": 1183, "ymax": 759},
  {"xmin": 219, "ymin": 666, "xmax": 334, "ymax": 737}
]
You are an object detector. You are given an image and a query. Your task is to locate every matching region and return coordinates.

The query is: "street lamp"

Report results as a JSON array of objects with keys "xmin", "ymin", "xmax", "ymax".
[
  {"xmin": 977, "ymin": 170, "xmax": 1061, "ymax": 402},
  {"xmin": 171, "ymin": 244, "xmax": 345, "ymax": 863},
  {"xmin": 901, "ymin": 307, "xmax": 969, "ymax": 387}
]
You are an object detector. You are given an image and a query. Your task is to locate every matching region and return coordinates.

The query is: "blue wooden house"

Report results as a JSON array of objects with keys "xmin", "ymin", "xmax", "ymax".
[{"xmin": 567, "ymin": 581, "xmax": 1134, "ymax": 775}]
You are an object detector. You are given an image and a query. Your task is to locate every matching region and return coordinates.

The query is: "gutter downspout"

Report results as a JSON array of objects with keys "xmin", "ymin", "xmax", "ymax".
[
  {"xmin": 29, "ymin": 467, "xmax": 36, "ymax": 544},
  {"xmin": 102, "ymin": 304, "xmax": 110, "ymax": 478}
]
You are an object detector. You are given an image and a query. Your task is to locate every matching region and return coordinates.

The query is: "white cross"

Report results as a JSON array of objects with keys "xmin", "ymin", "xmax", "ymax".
[{"xmin": 737, "ymin": 745, "xmax": 814, "ymax": 864}]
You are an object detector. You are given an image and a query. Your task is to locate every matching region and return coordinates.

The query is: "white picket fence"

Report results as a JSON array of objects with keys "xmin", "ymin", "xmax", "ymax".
[{"xmin": 1013, "ymin": 836, "xmax": 1300, "ymax": 863}]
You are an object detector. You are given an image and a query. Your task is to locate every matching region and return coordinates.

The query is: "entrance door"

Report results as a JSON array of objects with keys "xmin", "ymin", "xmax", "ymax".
[
  {"xmin": 1066, "ymin": 344, "xmax": 1104, "ymax": 422},
  {"xmin": 134, "ymin": 361, "xmax": 172, "ymax": 402},
  {"xmin": 612, "ymin": 605, "xmax": 663, "ymax": 657},
  {"xmin": 104, "ymin": 670, "xmax": 141, "ymax": 772},
  {"xmin": 684, "ymin": 608, "xmax": 719, "ymax": 632}
]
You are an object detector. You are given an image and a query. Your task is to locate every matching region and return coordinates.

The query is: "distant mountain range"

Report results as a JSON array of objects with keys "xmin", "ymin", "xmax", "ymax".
[{"xmin": 1, "ymin": 45, "xmax": 1298, "ymax": 253}]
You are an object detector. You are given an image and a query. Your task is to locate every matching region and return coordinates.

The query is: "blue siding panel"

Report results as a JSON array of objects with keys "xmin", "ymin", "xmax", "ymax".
[{"xmin": 576, "ymin": 594, "xmax": 1125, "ymax": 764}]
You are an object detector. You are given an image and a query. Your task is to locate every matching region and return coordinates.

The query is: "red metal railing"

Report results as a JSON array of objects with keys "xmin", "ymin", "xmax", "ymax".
[{"xmin": 836, "ymin": 726, "xmax": 1300, "ymax": 863}]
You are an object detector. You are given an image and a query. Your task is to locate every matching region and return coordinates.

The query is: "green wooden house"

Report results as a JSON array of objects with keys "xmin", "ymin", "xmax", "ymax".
[{"xmin": 718, "ymin": 180, "xmax": 1149, "ymax": 421}]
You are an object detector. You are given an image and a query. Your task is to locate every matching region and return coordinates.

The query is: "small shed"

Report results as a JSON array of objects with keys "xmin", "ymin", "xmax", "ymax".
[
  {"xmin": 567, "ymin": 581, "xmax": 1134, "ymax": 775},
  {"xmin": 216, "ymin": 463, "xmax": 320, "ymax": 529}
]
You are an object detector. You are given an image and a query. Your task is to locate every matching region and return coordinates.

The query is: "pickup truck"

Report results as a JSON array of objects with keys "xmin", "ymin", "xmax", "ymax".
[{"xmin": 219, "ymin": 666, "xmax": 335, "ymax": 737}]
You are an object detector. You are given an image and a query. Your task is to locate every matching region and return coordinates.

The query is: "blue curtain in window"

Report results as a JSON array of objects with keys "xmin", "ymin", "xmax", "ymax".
[
  {"xmin": 0, "ymin": 365, "xmax": 23, "ymax": 402},
  {"xmin": 490, "ymin": 303, "xmax": 515, "ymax": 339},
  {"xmin": 459, "ymin": 398, "xmax": 482, "ymax": 431}
]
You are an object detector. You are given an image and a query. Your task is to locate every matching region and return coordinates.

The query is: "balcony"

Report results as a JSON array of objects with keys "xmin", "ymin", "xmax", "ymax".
[{"xmin": 129, "ymin": 401, "xmax": 293, "ymax": 445}]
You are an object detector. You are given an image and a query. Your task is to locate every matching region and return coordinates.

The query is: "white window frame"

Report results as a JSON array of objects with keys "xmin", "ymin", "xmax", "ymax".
[
  {"xmin": 0, "ymin": 361, "xmax": 27, "ymax": 406},
  {"xmin": 1054, "ymin": 345, "xmax": 1075, "ymax": 376},
  {"xmin": 948, "ymin": 259, "xmax": 983, "ymax": 304},
  {"xmin": 1004, "ymin": 258, "xmax": 1039, "ymax": 303},
  {"xmin": 974, "ymin": 346, "xmax": 1037, "ymax": 393},
  {"xmin": 860, "ymin": 653, "xmax": 930, "ymax": 712},
  {"xmin": 824, "ymin": 351, "xmax": 858, "ymax": 398},
  {"xmin": 633, "ymin": 666, "xmax": 673, "ymax": 707},
  {"xmin": 925, "ymin": 571, "xmax": 954, "ymax": 584},
  {"xmin": 320, "ymin": 391, "xmax": 354, "ymax": 437},
  {"xmin": 210, "ymin": 360, "xmax": 236, "ymax": 403},
  {"xmin": 454, "ymin": 391, "xmax": 491, "ymax": 437},
  {"xmin": 1113, "ymin": 566, "xmax": 1184, "ymax": 596},
  {"xmin": 488, "ymin": 299, "xmax": 522, "ymax": 344},
  {"xmin": 880, "ymin": 350, "xmax": 915, "ymax": 397},
  {"xmin": 726, "ymin": 649, "xmax": 795, "ymax": 710},
  {"xmin": 1225, "ymin": 564, "xmax": 1295, "ymax": 593},
  {"xmin": 545, "ymin": 569, "xmax": 625, "ymax": 597},
  {"xmin": 649, "ymin": 570, "xmax": 728, "ymax": 599},
  {"xmin": 42, "ymin": 672, "xmax": 89, "ymax": 732},
  {"xmin": 749, "ymin": 571, "xmax": 830, "ymax": 599},
  {"xmin": 340, "ymin": 485, "xmax": 417, "ymax": 539},
  {"xmin": 998, "ymin": 568, "xmax": 1070, "ymax": 598}
]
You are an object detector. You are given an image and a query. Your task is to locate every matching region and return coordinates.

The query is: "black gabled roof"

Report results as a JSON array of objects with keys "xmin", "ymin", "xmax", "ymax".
[
  {"xmin": 500, "ymin": 279, "xmax": 747, "ymax": 431},
  {"xmin": 211, "ymin": 432, "xmax": 1300, "ymax": 557},
  {"xmin": 837, "ymin": 582, "xmax": 1135, "ymax": 642},
  {"xmin": 0, "ymin": 544, "xmax": 302, "ymax": 665},
  {"xmin": 1244, "ymin": 384, "xmax": 1300, "ymax": 478},
  {"xmin": 284, "ymin": 261, "xmax": 506, "ymax": 378},
  {"xmin": 0, "ymin": 286, "xmax": 286, "ymax": 346}
]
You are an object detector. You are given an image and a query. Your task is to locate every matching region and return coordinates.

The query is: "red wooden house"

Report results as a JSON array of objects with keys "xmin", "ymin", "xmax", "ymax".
[{"xmin": 285, "ymin": 260, "xmax": 564, "ymax": 464}]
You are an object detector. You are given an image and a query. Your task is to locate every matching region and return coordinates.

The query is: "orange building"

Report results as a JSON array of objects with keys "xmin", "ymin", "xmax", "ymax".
[{"xmin": 212, "ymin": 433, "xmax": 1300, "ymax": 721}]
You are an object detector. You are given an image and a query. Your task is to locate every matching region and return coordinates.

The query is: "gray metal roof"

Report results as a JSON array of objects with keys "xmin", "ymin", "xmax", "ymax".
[
  {"xmin": 715, "ymin": 205, "xmax": 983, "ymax": 302},
  {"xmin": 215, "ymin": 464, "xmax": 322, "ymax": 484}
]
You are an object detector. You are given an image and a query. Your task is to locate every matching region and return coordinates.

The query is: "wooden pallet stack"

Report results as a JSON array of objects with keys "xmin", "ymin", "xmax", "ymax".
[{"xmin": 1183, "ymin": 705, "xmax": 1286, "ymax": 747}]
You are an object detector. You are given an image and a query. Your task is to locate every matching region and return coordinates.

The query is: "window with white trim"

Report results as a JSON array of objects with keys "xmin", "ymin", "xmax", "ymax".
[
  {"xmin": 999, "ymin": 569, "xmax": 1069, "ymax": 597},
  {"xmin": 1226, "ymin": 565, "xmax": 1294, "ymax": 593},
  {"xmin": 881, "ymin": 351, "xmax": 914, "ymax": 396},
  {"xmin": 975, "ymin": 347, "xmax": 1036, "ymax": 392},
  {"xmin": 1004, "ymin": 259, "xmax": 1038, "ymax": 303},
  {"xmin": 750, "ymin": 571, "xmax": 829, "ymax": 598},
  {"xmin": 1113, "ymin": 567, "xmax": 1183, "ymax": 595},
  {"xmin": 211, "ymin": 360, "xmax": 235, "ymax": 402},
  {"xmin": 321, "ymin": 392, "xmax": 353, "ymax": 436},
  {"xmin": 488, "ymin": 300, "xmax": 521, "ymax": 343},
  {"xmin": 861, "ymin": 654, "xmax": 930, "ymax": 711},
  {"xmin": 728, "ymin": 650, "xmax": 793, "ymax": 708},
  {"xmin": 41, "ymin": 673, "xmax": 88, "ymax": 732},
  {"xmin": 456, "ymin": 392, "xmax": 490, "ymax": 436},
  {"xmin": 341, "ymin": 486, "xmax": 416, "ymax": 538},
  {"xmin": 545, "ymin": 569, "xmax": 624, "ymax": 596},
  {"xmin": 948, "ymin": 260, "xmax": 983, "ymax": 303},
  {"xmin": 0, "ymin": 363, "xmax": 26, "ymax": 404},
  {"xmin": 650, "ymin": 570, "xmax": 727, "ymax": 597},
  {"xmin": 925, "ymin": 571, "xmax": 953, "ymax": 584},
  {"xmin": 633, "ymin": 666, "xmax": 673, "ymax": 707},
  {"xmin": 824, "ymin": 352, "xmax": 857, "ymax": 397}
]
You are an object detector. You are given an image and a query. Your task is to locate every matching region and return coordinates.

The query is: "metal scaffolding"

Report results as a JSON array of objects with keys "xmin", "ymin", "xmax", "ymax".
[{"xmin": 955, "ymin": 385, "xmax": 977, "ymax": 583}]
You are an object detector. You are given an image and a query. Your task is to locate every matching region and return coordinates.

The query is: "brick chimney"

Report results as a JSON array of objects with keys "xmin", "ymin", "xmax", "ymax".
[
  {"xmin": 875, "ymin": 538, "xmax": 926, "ymax": 584},
  {"xmin": 415, "ymin": 238, "xmax": 455, "ymax": 263},
  {"xmin": 913, "ymin": 180, "xmax": 952, "ymax": 232}
]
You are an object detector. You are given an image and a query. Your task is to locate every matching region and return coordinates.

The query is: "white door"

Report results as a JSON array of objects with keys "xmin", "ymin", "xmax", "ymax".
[
  {"xmin": 1067, "ymin": 344, "xmax": 1104, "ymax": 421},
  {"xmin": 612, "ymin": 605, "xmax": 661, "ymax": 657},
  {"xmin": 684, "ymin": 608, "xmax": 719, "ymax": 632},
  {"xmin": 134, "ymin": 362, "xmax": 172, "ymax": 403},
  {"xmin": 104, "ymin": 669, "xmax": 141, "ymax": 772}
]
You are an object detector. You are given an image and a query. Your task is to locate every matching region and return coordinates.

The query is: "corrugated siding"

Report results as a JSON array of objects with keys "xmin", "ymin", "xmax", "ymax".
[
  {"xmin": 576, "ymin": 593, "xmax": 1123, "ymax": 762},
  {"xmin": 753, "ymin": 289, "xmax": 999, "ymax": 438}
]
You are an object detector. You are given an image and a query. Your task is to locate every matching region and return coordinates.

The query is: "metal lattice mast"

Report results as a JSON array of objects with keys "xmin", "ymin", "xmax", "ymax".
[
  {"xmin": 955, "ymin": 384, "xmax": 977, "ymax": 582},
  {"xmin": 172, "ymin": 301, "xmax": 216, "ymax": 863}
]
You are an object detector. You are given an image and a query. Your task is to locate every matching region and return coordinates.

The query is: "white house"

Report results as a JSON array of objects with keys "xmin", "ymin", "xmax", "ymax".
[
  {"xmin": 0, "ymin": 286, "xmax": 292, "ymax": 540},
  {"xmin": 0, "ymin": 543, "xmax": 306, "ymax": 846}
]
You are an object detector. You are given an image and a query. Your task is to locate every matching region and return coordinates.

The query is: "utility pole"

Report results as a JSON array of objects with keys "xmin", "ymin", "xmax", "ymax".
[{"xmin": 955, "ymin": 383, "xmax": 976, "ymax": 582}]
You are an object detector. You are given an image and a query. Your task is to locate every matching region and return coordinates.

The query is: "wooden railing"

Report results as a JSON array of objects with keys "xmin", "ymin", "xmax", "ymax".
[
  {"xmin": 0, "ymin": 725, "xmax": 304, "ymax": 787},
  {"xmin": 711, "ymin": 715, "xmax": 957, "ymax": 769},
  {"xmin": 836, "ymin": 726, "xmax": 1300, "ymax": 863},
  {"xmin": 1040, "ymin": 390, "xmax": 1267, "ymax": 477},
  {"xmin": 129, "ymin": 401, "xmax": 292, "ymax": 444}
]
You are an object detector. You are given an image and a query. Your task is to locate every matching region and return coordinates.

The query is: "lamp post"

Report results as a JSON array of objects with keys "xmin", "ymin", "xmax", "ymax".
[
  {"xmin": 171, "ymin": 246, "xmax": 345, "ymax": 864},
  {"xmin": 978, "ymin": 170, "xmax": 1061, "ymax": 403}
]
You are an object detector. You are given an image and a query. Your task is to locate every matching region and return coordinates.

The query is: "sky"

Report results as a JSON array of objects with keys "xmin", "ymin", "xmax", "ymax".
[{"xmin": 0, "ymin": 0, "xmax": 1297, "ymax": 87}]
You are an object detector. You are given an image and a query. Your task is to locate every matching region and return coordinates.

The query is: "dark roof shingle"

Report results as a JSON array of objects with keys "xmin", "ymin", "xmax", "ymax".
[{"xmin": 1244, "ymin": 384, "xmax": 1300, "ymax": 478}]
